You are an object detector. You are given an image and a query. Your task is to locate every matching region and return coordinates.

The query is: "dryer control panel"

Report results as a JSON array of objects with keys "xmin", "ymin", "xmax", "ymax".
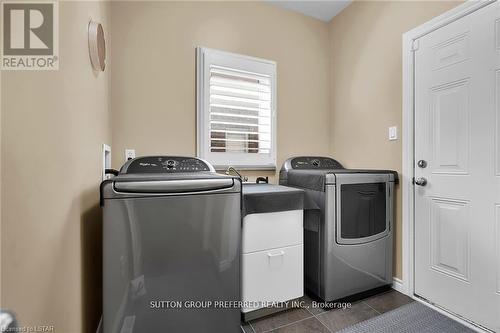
[
  {"xmin": 290, "ymin": 156, "xmax": 343, "ymax": 170},
  {"xmin": 121, "ymin": 156, "xmax": 213, "ymax": 174}
]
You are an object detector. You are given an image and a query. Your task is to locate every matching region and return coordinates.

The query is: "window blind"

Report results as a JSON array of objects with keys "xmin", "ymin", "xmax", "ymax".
[{"xmin": 209, "ymin": 65, "xmax": 272, "ymax": 154}]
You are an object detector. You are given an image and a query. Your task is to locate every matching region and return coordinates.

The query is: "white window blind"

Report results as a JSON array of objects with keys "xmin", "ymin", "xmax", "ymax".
[{"xmin": 197, "ymin": 48, "xmax": 277, "ymax": 169}]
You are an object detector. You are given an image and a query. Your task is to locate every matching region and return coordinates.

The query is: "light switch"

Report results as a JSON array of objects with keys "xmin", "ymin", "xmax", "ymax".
[
  {"xmin": 125, "ymin": 149, "xmax": 136, "ymax": 161},
  {"xmin": 388, "ymin": 126, "xmax": 398, "ymax": 141}
]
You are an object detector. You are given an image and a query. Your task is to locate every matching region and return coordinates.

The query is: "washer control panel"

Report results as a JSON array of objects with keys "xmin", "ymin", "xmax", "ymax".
[
  {"xmin": 123, "ymin": 156, "xmax": 212, "ymax": 174},
  {"xmin": 290, "ymin": 156, "xmax": 343, "ymax": 170}
]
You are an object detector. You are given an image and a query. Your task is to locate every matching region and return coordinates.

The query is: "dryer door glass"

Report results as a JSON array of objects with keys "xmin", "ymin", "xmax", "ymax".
[{"xmin": 339, "ymin": 182, "xmax": 387, "ymax": 242}]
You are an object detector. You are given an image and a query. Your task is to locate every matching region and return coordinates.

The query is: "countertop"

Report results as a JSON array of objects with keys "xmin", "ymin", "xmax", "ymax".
[{"xmin": 242, "ymin": 183, "xmax": 305, "ymax": 216}]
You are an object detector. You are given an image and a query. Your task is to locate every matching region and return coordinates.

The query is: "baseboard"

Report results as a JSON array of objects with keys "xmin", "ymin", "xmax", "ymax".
[{"xmin": 391, "ymin": 277, "xmax": 406, "ymax": 294}]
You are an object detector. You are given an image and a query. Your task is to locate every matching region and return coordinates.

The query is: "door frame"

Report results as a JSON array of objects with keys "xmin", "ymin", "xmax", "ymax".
[{"xmin": 401, "ymin": 0, "xmax": 497, "ymax": 330}]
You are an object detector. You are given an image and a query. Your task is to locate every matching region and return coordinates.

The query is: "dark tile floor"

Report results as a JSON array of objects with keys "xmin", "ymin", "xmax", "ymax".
[{"xmin": 241, "ymin": 290, "xmax": 414, "ymax": 333}]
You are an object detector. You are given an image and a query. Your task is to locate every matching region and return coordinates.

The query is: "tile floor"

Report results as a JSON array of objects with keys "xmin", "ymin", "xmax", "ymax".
[{"xmin": 241, "ymin": 290, "xmax": 414, "ymax": 333}]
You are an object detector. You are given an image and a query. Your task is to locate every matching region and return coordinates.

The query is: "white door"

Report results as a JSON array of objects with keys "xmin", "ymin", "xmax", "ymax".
[{"xmin": 414, "ymin": 2, "xmax": 500, "ymax": 331}]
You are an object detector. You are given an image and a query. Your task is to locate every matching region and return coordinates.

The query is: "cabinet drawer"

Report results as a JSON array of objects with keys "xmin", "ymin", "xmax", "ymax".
[
  {"xmin": 242, "ymin": 244, "xmax": 303, "ymax": 313},
  {"xmin": 242, "ymin": 210, "xmax": 303, "ymax": 253}
]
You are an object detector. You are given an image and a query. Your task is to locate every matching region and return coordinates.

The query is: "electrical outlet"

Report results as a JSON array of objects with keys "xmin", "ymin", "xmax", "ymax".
[
  {"xmin": 125, "ymin": 149, "xmax": 136, "ymax": 161},
  {"xmin": 388, "ymin": 126, "xmax": 398, "ymax": 141}
]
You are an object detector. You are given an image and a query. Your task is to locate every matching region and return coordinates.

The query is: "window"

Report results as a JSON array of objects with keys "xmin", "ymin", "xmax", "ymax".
[{"xmin": 197, "ymin": 47, "xmax": 277, "ymax": 170}]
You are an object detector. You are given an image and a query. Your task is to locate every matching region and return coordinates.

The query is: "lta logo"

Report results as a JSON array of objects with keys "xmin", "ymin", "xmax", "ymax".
[{"xmin": 1, "ymin": 1, "xmax": 59, "ymax": 70}]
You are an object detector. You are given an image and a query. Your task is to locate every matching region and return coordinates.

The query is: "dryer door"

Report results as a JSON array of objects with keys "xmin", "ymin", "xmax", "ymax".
[{"xmin": 335, "ymin": 174, "xmax": 392, "ymax": 245}]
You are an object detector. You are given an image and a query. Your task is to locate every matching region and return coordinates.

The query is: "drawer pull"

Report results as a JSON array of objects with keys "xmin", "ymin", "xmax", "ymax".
[{"xmin": 267, "ymin": 250, "xmax": 285, "ymax": 258}]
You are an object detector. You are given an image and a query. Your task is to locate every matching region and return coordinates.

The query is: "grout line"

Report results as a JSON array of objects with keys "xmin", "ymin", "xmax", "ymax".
[
  {"xmin": 315, "ymin": 310, "xmax": 327, "ymax": 320},
  {"xmin": 262, "ymin": 316, "xmax": 313, "ymax": 333},
  {"xmin": 303, "ymin": 304, "xmax": 314, "ymax": 316},
  {"xmin": 315, "ymin": 315, "xmax": 334, "ymax": 333},
  {"xmin": 254, "ymin": 296, "xmax": 391, "ymax": 333},
  {"xmin": 257, "ymin": 306, "xmax": 315, "ymax": 333},
  {"xmin": 306, "ymin": 300, "xmax": 333, "ymax": 333},
  {"xmin": 362, "ymin": 301, "xmax": 382, "ymax": 315},
  {"xmin": 303, "ymin": 296, "xmax": 327, "ymax": 318}
]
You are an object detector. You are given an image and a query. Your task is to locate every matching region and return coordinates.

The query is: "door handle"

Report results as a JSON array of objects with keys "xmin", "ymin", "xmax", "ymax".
[
  {"xmin": 267, "ymin": 250, "xmax": 285, "ymax": 258},
  {"xmin": 413, "ymin": 177, "xmax": 427, "ymax": 186}
]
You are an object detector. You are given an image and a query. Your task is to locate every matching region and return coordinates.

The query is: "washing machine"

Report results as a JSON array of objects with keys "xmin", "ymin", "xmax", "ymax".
[
  {"xmin": 100, "ymin": 156, "xmax": 241, "ymax": 333},
  {"xmin": 279, "ymin": 156, "xmax": 397, "ymax": 302}
]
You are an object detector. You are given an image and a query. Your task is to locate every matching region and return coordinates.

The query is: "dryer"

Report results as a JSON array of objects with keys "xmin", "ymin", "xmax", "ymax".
[{"xmin": 280, "ymin": 156, "xmax": 397, "ymax": 302}]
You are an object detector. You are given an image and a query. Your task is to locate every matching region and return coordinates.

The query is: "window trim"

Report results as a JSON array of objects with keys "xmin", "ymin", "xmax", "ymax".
[{"xmin": 196, "ymin": 47, "xmax": 277, "ymax": 170}]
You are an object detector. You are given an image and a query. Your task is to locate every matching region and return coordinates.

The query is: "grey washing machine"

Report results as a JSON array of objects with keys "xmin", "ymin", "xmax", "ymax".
[
  {"xmin": 279, "ymin": 156, "xmax": 397, "ymax": 302},
  {"xmin": 100, "ymin": 156, "xmax": 241, "ymax": 333}
]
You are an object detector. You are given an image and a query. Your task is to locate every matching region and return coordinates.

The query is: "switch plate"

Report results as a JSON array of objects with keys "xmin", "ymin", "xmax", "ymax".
[
  {"xmin": 125, "ymin": 149, "xmax": 136, "ymax": 161},
  {"xmin": 388, "ymin": 126, "xmax": 398, "ymax": 141}
]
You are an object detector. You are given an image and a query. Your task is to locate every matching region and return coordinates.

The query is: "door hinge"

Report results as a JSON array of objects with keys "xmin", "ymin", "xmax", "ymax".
[{"xmin": 411, "ymin": 39, "xmax": 420, "ymax": 52}]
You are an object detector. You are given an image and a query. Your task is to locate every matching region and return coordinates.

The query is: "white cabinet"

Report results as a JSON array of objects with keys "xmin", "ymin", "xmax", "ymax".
[{"xmin": 241, "ymin": 209, "xmax": 304, "ymax": 313}]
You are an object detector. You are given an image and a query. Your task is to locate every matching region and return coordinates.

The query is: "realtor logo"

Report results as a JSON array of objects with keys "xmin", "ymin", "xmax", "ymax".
[{"xmin": 1, "ymin": 1, "xmax": 59, "ymax": 70}]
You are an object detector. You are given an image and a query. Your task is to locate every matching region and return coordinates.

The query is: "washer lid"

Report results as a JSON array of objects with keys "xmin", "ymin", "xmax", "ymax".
[
  {"xmin": 113, "ymin": 175, "xmax": 235, "ymax": 194},
  {"xmin": 100, "ymin": 172, "xmax": 240, "ymax": 203}
]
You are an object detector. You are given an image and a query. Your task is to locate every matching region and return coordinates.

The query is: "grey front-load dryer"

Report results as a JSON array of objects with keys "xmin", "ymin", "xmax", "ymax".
[
  {"xmin": 279, "ymin": 156, "xmax": 397, "ymax": 302},
  {"xmin": 101, "ymin": 156, "xmax": 241, "ymax": 333}
]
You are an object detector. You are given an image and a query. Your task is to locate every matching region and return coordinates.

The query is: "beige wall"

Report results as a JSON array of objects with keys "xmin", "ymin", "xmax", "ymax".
[
  {"xmin": 328, "ymin": 0, "xmax": 461, "ymax": 279},
  {"xmin": 1, "ymin": 2, "xmax": 111, "ymax": 332},
  {"xmin": 110, "ymin": 1, "xmax": 331, "ymax": 181}
]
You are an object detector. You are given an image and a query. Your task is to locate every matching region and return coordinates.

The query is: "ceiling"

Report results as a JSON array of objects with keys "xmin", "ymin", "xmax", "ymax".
[{"xmin": 266, "ymin": 1, "xmax": 352, "ymax": 22}]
